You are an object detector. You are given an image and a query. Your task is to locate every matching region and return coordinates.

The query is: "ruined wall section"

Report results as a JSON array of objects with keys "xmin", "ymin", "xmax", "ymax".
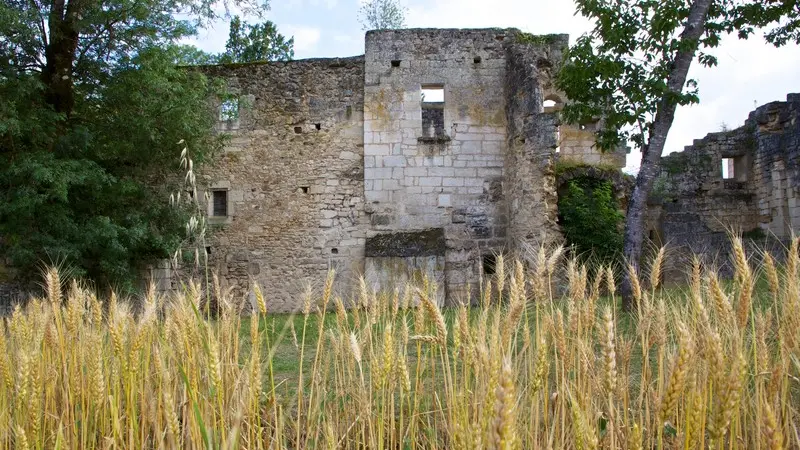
[
  {"xmin": 646, "ymin": 93, "xmax": 800, "ymax": 279},
  {"xmin": 649, "ymin": 127, "xmax": 760, "ymax": 254},
  {"xmin": 199, "ymin": 58, "xmax": 367, "ymax": 312},
  {"xmin": 503, "ymin": 34, "xmax": 567, "ymax": 251},
  {"xmin": 750, "ymin": 94, "xmax": 800, "ymax": 238},
  {"xmin": 363, "ymin": 29, "xmax": 512, "ymax": 302},
  {"xmin": 557, "ymin": 124, "xmax": 627, "ymax": 169}
]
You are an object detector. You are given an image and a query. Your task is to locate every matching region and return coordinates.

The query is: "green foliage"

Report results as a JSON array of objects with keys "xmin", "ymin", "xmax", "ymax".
[
  {"xmin": 516, "ymin": 32, "xmax": 562, "ymax": 46},
  {"xmin": 729, "ymin": 1, "xmax": 800, "ymax": 47},
  {"xmin": 0, "ymin": 0, "xmax": 261, "ymax": 290},
  {"xmin": 218, "ymin": 16, "xmax": 294, "ymax": 63},
  {"xmin": 558, "ymin": 177, "xmax": 624, "ymax": 264},
  {"xmin": 661, "ymin": 153, "xmax": 688, "ymax": 175},
  {"xmin": 358, "ymin": 0, "xmax": 406, "ymax": 31},
  {"xmin": 554, "ymin": 160, "xmax": 621, "ymax": 177},
  {"xmin": 555, "ymin": 0, "xmax": 719, "ymax": 153},
  {"xmin": 742, "ymin": 227, "xmax": 766, "ymax": 240},
  {"xmin": 556, "ymin": 0, "xmax": 797, "ymax": 154}
]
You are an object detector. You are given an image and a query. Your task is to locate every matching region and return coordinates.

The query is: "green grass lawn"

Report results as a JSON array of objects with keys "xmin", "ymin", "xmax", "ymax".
[{"xmin": 239, "ymin": 271, "xmax": 778, "ymax": 396}]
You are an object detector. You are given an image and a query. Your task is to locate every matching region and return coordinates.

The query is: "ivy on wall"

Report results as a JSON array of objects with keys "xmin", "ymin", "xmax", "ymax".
[{"xmin": 557, "ymin": 176, "xmax": 624, "ymax": 264}]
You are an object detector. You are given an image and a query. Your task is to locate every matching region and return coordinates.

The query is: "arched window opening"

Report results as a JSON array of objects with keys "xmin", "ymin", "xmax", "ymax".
[{"xmin": 543, "ymin": 94, "xmax": 563, "ymax": 113}]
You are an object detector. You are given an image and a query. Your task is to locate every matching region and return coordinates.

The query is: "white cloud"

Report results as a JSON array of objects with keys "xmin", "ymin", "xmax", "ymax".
[{"xmin": 283, "ymin": 25, "xmax": 323, "ymax": 55}]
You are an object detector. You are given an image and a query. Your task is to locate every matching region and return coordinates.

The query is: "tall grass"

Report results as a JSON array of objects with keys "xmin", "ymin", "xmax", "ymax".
[{"xmin": 1, "ymin": 236, "xmax": 799, "ymax": 449}]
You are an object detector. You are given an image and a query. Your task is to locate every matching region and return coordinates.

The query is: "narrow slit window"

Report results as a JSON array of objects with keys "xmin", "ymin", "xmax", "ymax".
[
  {"xmin": 421, "ymin": 85, "xmax": 445, "ymax": 138},
  {"xmin": 212, "ymin": 190, "xmax": 228, "ymax": 217},
  {"xmin": 219, "ymin": 98, "xmax": 239, "ymax": 122},
  {"xmin": 722, "ymin": 158, "xmax": 734, "ymax": 180},
  {"xmin": 555, "ymin": 127, "xmax": 561, "ymax": 153}
]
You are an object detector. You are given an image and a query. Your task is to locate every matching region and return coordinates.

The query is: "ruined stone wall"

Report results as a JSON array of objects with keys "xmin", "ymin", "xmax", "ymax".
[
  {"xmin": 198, "ymin": 58, "xmax": 368, "ymax": 311},
  {"xmin": 361, "ymin": 29, "xmax": 567, "ymax": 303},
  {"xmin": 558, "ymin": 124, "xmax": 627, "ymax": 168},
  {"xmin": 363, "ymin": 29, "xmax": 510, "ymax": 303},
  {"xmin": 503, "ymin": 35, "xmax": 567, "ymax": 252},
  {"xmin": 650, "ymin": 128, "xmax": 760, "ymax": 251},
  {"xmin": 171, "ymin": 29, "xmax": 577, "ymax": 309},
  {"xmin": 750, "ymin": 94, "xmax": 800, "ymax": 238},
  {"xmin": 647, "ymin": 93, "xmax": 800, "ymax": 277}
]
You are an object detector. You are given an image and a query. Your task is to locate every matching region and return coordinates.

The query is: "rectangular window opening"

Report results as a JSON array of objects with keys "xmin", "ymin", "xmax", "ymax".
[
  {"xmin": 722, "ymin": 158, "xmax": 735, "ymax": 180},
  {"xmin": 219, "ymin": 98, "xmax": 239, "ymax": 122},
  {"xmin": 391, "ymin": 60, "xmax": 401, "ymax": 68},
  {"xmin": 421, "ymin": 85, "xmax": 445, "ymax": 138},
  {"xmin": 212, "ymin": 190, "xmax": 228, "ymax": 217},
  {"xmin": 421, "ymin": 85, "xmax": 444, "ymax": 103},
  {"xmin": 482, "ymin": 254, "xmax": 497, "ymax": 276}
]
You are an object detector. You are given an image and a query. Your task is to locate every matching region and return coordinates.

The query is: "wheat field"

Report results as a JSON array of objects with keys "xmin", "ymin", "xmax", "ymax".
[{"xmin": 0, "ymin": 236, "xmax": 799, "ymax": 449}]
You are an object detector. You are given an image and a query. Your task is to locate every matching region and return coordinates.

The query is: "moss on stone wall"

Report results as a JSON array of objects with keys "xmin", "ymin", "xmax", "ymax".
[
  {"xmin": 365, "ymin": 228, "xmax": 446, "ymax": 258},
  {"xmin": 516, "ymin": 32, "xmax": 563, "ymax": 46}
]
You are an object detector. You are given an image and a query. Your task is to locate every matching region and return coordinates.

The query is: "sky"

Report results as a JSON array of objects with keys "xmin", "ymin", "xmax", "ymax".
[{"xmin": 189, "ymin": 0, "xmax": 800, "ymax": 172}]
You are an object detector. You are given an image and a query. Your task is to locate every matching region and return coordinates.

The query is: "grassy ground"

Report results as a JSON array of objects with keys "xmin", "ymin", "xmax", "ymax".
[{"xmin": 244, "ymin": 269, "xmax": 777, "ymax": 398}]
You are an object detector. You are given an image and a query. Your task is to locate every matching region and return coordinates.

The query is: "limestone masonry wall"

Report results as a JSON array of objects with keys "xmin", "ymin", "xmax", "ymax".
[
  {"xmin": 197, "ymin": 57, "xmax": 368, "ymax": 311},
  {"xmin": 188, "ymin": 29, "xmax": 582, "ymax": 310},
  {"xmin": 647, "ymin": 93, "xmax": 800, "ymax": 275}
]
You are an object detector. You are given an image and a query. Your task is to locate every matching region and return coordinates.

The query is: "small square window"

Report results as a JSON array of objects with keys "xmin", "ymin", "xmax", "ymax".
[
  {"xmin": 391, "ymin": 60, "xmax": 401, "ymax": 68},
  {"xmin": 219, "ymin": 98, "xmax": 239, "ymax": 122},
  {"xmin": 212, "ymin": 190, "xmax": 228, "ymax": 217}
]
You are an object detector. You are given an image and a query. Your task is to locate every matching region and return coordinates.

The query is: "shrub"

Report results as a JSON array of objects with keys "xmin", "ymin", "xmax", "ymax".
[{"xmin": 558, "ymin": 176, "xmax": 624, "ymax": 264}]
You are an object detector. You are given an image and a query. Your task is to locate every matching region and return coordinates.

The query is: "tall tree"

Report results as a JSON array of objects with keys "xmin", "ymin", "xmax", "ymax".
[
  {"xmin": 219, "ymin": 15, "xmax": 294, "ymax": 63},
  {"xmin": 0, "ymin": 0, "xmax": 267, "ymax": 291},
  {"xmin": 557, "ymin": 0, "xmax": 799, "ymax": 310},
  {"xmin": 358, "ymin": 0, "xmax": 406, "ymax": 30}
]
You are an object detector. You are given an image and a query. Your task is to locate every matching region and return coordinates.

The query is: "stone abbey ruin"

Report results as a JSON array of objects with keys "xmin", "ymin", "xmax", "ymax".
[
  {"xmin": 1, "ymin": 28, "xmax": 798, "ymax": 309},
  {"xmin": 175, "ymin": 28, "xmax": 626, "ymax": 311},
  {"xmin": 160, "ymin": 27, "xmax": 798, "ymax": 311}
]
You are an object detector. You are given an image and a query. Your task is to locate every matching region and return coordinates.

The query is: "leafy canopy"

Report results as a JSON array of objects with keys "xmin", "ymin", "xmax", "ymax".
[
  {"xmin": 219, "ymin": 16, "xmax": 294, "ymax": 63},
  {"xmin": 0, "ymin": 0, "xmax": 267, "ymax": 291},
  {"xmin": 358, "ymin": 0, "xmax": 407, "ymax": 31},
  {"xmin": 557, "ymin": 0, "xmax": 799, "ymax": 155}
]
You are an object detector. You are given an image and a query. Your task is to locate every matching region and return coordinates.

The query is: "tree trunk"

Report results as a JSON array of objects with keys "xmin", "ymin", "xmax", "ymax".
[
  {"xmin": 41, "ymin": 0, "xmax": 82, "ymax": 116},
  {"xmin": 619, "ymin": 0, "xmax": 714, "ymax": 311}
]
